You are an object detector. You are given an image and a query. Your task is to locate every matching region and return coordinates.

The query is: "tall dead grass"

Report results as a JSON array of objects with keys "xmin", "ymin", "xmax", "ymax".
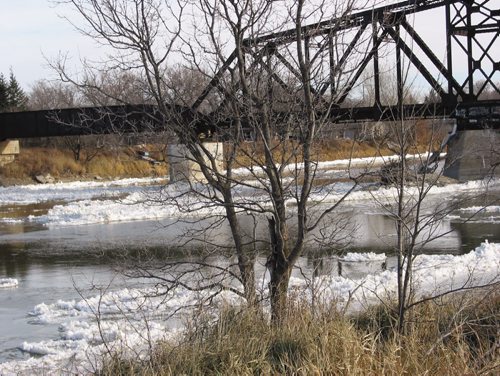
[
  {"xmin": 232, "ymin": 138, "xmax": 393, "ymax": 168},
  {"xmin": 99, "ymin": 291, "xmax": 499, "ymax": 375},
  {"xmin": 0, "ymin": 147, "xmax": 167, "ymax": 182},
  {"xmin": 1, "ymin": 125, "xmax": 449, "ymax": 184}
]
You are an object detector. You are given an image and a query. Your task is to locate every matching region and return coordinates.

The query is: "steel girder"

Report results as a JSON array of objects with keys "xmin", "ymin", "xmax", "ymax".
[
  {"xmin": 192, "ymin": 0, "xmax": 500, "ymax": 119},
  {"xmin": 2, "ymin": 0, "xmax": 500, "ymax": 140}
]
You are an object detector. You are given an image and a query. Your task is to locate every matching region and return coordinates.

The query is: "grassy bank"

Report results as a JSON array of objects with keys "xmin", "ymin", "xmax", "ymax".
[
  {"xmin": 0, "ymin": 140, "xmax": 393, "ymax": 184},
  {"xmin": 0, "ymin": 147, "xmax": 168, "ymax": 184},
  {"xmin": 0, "ymin": 133, "xmax": 438, "ymax": 185},
  {"xmin": 100, "ymin": 291, "xmax": 498, "ymax": 375}
]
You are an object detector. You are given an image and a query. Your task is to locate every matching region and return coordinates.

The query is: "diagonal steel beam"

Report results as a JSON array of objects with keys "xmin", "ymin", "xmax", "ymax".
[
  {"xmin": 400, "ymin": 18, "xmax": 466, "ymax": 98},
  {"xmin": 337, "ymin": 29, "xmax": 390, "ymax": 105},
  {"xmin": 383, "ymin": 25, "xmax": 447, "ymax": 100},
  {"xmin": 320, "ymin": 23, "xmax": 368, "ymax": 96},
  {"xmin": 192, "ymin": 49, "xmax": 237, "ymax": 111},
  {"xmin": 274, "ymin": 49, "xmax": 303, "ymax": 80},
  {"xmin": 243, "ymin": 0, "xmax": 461, "ymax": 47}
]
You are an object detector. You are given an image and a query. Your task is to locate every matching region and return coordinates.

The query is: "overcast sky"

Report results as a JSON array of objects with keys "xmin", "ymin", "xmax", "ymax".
[
  {"xmin": 0, "ymin": 0, "xmax": 491, "ymax": 94},
  {"xmin": 0, "ymin": 0, "xmax": 103, "ymax": 89}
]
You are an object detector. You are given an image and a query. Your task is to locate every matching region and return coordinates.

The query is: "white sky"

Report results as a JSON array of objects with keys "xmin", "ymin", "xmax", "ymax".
[
  {"xmin": 0, "ymin": 0, "xmax": 104, "ymax": 89},
  {"xmin": 0, "ymin": 0, "xmax": 497, "ymax": 93}
]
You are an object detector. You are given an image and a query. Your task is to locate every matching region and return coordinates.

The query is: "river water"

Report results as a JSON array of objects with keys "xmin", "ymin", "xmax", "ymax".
[{"xmin": 0, "ymin": 178, "xmax": 499, "ymax": 370}]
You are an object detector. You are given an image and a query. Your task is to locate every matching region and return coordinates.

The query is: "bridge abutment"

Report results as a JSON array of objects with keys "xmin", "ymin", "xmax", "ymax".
[
  {"xmin": 167, "ymin": 142, "xmax": 224, "ymax": 184},
  {"xmin": 444, "ymin": 130, "xmax": 500, "ymax": 181},
  {"xmin": 0, "ymin": 140, "xmax": 20, "ymax": 166}
]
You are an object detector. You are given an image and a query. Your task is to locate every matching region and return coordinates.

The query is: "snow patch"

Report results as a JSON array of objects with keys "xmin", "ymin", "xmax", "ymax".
[
  {"xmin": 341, "ymin": 252, "xmax": 386, "ymax": 262},
  {"xmin": 0, "ymin": 278, "xmax": 18, "ymax": 288},
  {"xmin": 1, "ymin": 244, "xmax": 499, "ymax": 375}
]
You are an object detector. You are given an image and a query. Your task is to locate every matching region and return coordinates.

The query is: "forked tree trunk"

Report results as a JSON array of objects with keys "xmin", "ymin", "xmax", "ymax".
[
  {"xmin": 267, "ymin": 216, "xmax": 292, "ymax": 323},
  {"xmin": 269, "ymin": 261, "xmax": 292, "ymax": 323},
  {"xmin": 224, "ymin": 193, "xmax": 258, "ymax": 307}
]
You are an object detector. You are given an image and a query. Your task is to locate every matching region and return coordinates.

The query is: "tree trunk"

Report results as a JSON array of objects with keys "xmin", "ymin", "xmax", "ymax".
[
  {"xmin": 396, "ymin": 143, "xmax": 407, "ymax": 334},
  {"xmin": 269, "ymin": 263, "xmax": 291, "ymax": 323},
  {"xmin": 239, "ymin": 252, "xmax": 257, "ymax": 307},
  {"xmin": 224, "ymin": 195, "xmax": 258, "ymax": 307},
  {"xmin": 267, "ymin": 216, "xmax": 292, "ymax": 323}
]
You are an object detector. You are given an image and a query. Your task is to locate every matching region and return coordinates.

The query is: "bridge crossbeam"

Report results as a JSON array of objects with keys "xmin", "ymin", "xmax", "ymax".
[
  {"xmin": 1, "ymin": 0, "xmax": 499, "ymax": 140},
  {"xmin": 193, "ymin": 0, "xmax": 500, "ymax": 115}
]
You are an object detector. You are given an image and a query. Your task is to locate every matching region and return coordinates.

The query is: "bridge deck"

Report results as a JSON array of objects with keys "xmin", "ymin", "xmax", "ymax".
[{"xmin": 1, "ymin": 101, "xmax": 499, "ymax": 140}]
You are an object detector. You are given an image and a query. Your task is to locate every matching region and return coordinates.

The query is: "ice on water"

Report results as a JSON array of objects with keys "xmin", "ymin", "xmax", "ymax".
[{"xmin": 1, "ymin": 242, "xmax": 498, "ymax": 375}]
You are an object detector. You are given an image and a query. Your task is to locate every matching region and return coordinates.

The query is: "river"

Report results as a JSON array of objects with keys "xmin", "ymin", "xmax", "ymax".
[{"xmin": 0, "ymin": 176, "xmax": 499, "ymax": 373}]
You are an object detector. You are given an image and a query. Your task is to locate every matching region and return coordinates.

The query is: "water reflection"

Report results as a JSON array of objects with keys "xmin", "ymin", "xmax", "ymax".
[
  {"xmin": 347, "ymin": 211, "xmax": 462, "ymax": 253},
  {"xmin": 0, "ymin": 202, "xmax": 57, "ymax": 219},
  {"xmin": 0, "ymin": 206, "xmax": 498, "ymax": 260},
  {"xmin": 0, "ymin": 190, "xmax": 499, "ymax": 279},
  {"xmin": 307, "ymin": 256, "xmax": 387, "ymax": 279},
  {"xmin": 1, "ymin": 213, "xmax": 497, "ymax": 287}
]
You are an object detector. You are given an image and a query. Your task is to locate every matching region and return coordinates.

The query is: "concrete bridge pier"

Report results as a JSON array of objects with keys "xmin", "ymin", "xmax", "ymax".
[
  {"xmin": 444, "ymin": 129, "xmax": 500, "ymax": 181},
  {"xmin": 167, "ymin": 142, "xmax": 224, "ymax": 184},
  {"xmin": 0, "ymin": 140, "xmax": 20, "ymax": 166}
]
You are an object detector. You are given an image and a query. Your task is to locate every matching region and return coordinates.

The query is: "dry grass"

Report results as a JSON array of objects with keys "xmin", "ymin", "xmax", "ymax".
[
  {"xmin": 99, "ymin": 291, "xmax": 499, "ymax": 375},
  {"xmin": 1, "ymin": 122, "xmax": 445, "ymax": 184},
  {"xmin": 231, "ymin": 138, "xmax": 394, "ymax": 169},
  {"xmin": 0, "ymin": 147, "xmax": 167, "ymax": 182},
  {"xmin": 1, "ymin": 140, "xmax": 386, "ymax": 184},
  {"xmin": 231, "ymin": 123, "xmax": 442, "ymax": 169}
]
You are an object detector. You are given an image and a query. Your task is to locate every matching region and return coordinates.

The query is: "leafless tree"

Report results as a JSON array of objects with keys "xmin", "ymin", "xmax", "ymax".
[
  {"xmin": 28, "ymin": 79, "xmax": 81, "ymax": 110},
  {"xmin": 354, "ymin": 68, "xmax": 419, "ymax": 107},
  {"xmin": 54, "ymin": 0, "xmax": 387, "ymax": 322},
  {"xmin": 175, "ymin": 0, "xmax": 378, "ymax": 320},
  {"xmin": 373, "ymin": 104, "xmax": 499, "ymax": 333},
  {"xmin": 27, "ymin": 79, "xmax": 110, "ymax": 159},
  {"xmin": 77, "ymin": 70, "xmax": 152, "ymax": 106}
]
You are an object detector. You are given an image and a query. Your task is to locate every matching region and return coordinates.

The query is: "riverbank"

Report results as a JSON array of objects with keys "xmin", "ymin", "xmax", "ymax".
[
  {"xmin": 100, "ymin": 290, "xmax": 499, "ymax": 375},
  {"xmin": 0, "ymin": 147, "xmax": 168, "ymax": 187},
  {"xmin": 0, "ymin": 139, "xmax": 417, "ymax": 186},
  {"xmin": 1, "ymin": 242, "xmax": 498, "ymax": 375}
]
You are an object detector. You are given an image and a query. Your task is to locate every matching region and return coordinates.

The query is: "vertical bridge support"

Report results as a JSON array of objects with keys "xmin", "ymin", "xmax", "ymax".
[
  {"xmin": 444, "ymin": 130, "xmax": 500, "ymax": 181},
  {"xmin": 0, "ymin": 140, "xmax": 20, "ymax": 166},
  {"xmin": 167, "ymin": 142, "xmax": 224, "ymax": 184}
]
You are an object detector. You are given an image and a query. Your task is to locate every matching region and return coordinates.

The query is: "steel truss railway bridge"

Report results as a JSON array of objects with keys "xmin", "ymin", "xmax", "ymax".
[{"xmin": 1, "ymin": 0, "xmax": 499, "ymax": 179}]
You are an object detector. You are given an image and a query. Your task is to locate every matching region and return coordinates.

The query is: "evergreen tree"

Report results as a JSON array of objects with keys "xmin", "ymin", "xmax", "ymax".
[
  {"xmin": 7, "ymin": 70, "xmax": 27, "ymax": 111},
  {"xmin": 0, "ymin": 73, "xmax": 8, "ymax": 112}
]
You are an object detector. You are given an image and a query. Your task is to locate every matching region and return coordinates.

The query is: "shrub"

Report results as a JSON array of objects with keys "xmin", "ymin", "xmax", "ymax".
[
  {"xmin": 98, "ymin": 291, "xmax": 498, "ymax": 375},
  {"xmin": 0, "ymin": 147, "xmax": 167, "ymax": 182}
]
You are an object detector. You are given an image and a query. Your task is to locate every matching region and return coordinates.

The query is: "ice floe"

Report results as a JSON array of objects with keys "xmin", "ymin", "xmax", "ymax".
[
  {"xmin": 20, "ymin": 176, "xmax": 500, "ymax": 227},
  {"xmin": 1, "ymin": 153, "xmax": 499, "ymax": 227},
  {"xmin": 0, "ymin": 177, "xmax": 165, "ymax": 205},
  {"xmin": 295, "ymin": 241, "xmax": 500, "ymax": 310},
  {"xmin": 0, "ymin": 278, "xmax": 18, "ymax": 288},
  {"xmin": 1, "ymin": 243, "xmax": 498, "ymax": 375},
  {"xmin": 458, "ymin": 205, "xmax": 500, "ymax": 213},
  {"xmin": 340, "ymin": 252, "xmax": 386, "ymax": 262}
]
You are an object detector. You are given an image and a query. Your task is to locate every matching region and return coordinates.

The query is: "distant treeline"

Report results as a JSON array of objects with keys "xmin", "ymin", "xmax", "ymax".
[{"xmin": 0, "ymin": 70, "xmax": 27, "ymax": 112}]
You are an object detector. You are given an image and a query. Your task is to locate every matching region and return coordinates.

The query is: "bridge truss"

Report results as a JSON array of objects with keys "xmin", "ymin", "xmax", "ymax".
[
  {"xmin": 193, "ymin": 0, "xmax": 500, "ymax": 123},
  {"xmin": 1, "ymin": 0, "xmax": 499, "ymax": 140}
]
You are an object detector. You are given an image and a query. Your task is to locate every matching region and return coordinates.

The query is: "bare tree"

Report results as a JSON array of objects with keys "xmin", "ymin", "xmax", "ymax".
[
  {"xmin": 175, "ymin": 0, "xmax": 376, "ymax": 320},
  {"xmin": 78, "ymin": 70, "xmax": 152, "ymax": 106},
  {"xmin": 354, "ymin": 68, "xmax": 419, "ymax": 107},
  {"xmin": 372, "ymin": 105, "xmax": 499, "ymax": 333},
  {"xmin": 55, "ymin": 0, "xmax": 381, "ymax": 322},
  {"xmin": 28, "ymin": 80, "xmax": 81, "ymax": 110}
]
